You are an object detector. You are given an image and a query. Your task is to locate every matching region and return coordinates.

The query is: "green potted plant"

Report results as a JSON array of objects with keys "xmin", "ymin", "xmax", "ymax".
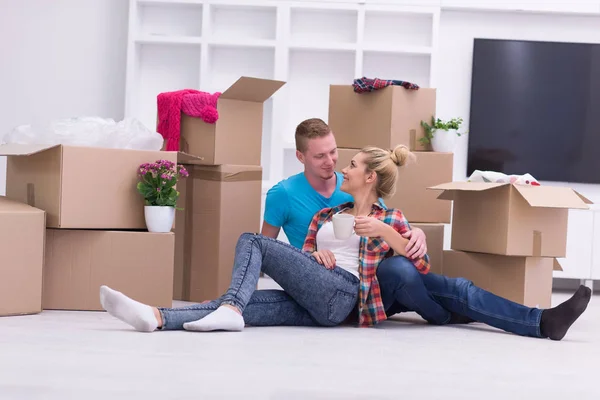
[
  {"xmin": 137, "ymin": 160, "xmax": 189, "ymax": 233},
  {"xmin": 419, "ymin": 116, "xmax": 467, "ymax": 152}
]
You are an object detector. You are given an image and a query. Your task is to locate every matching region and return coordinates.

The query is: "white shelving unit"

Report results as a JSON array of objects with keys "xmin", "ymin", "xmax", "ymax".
[{"xmin": 124, "ymin": 0, "xmax": 440, "ymax": 192}]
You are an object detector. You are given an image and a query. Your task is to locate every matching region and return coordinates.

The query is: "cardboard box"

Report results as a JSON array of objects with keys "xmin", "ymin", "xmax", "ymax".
[
  {"xmin": 174, "ymin": 163, "xmax": 262, "ymax": 302},
  {"xmin": 43, "ymin": 230, "xmax": 175, "ymax": 311},
  {"xmin": 412, "ymin": 223, "xmax": 445, "ymax": 275},
  {"xmin": 430, "ymin": 182, "xmax": 592, "ymax": 257},
  {"xmin": 0, "ymin": 197, "xmax": 45, "ymax": 316},
  {"xmin": 1, "ymin": 144, "xmax": 178, "ymax": 229},
  {"xmin": 178, "ymin": 76, "xmax": 285, "ymax": 166},
  {"xmin": 442, "ymin": 250, "xmax": 562, "ymax": 308},
  {"xmin": 336, "ymin": 148, "xmax": 453, "ymax": 223},
  {"xmin": 328, "ymin": 85, "xmax": 436, "ymax": 151}
]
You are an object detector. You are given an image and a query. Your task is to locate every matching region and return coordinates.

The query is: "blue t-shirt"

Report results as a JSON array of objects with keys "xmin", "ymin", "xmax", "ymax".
[{"xmin": 264, "ymin": 172, "xmax": 353, "ymax": 249}]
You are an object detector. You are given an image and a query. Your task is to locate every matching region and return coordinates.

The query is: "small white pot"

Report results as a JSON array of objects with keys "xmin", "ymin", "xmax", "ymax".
[
  {"xmin": 144, "ymin": 206, "xmax": 175, "ymax": 233},
  {"xmin": 431, "ymin": 129, "xmax": 458, "ymax": 153}
]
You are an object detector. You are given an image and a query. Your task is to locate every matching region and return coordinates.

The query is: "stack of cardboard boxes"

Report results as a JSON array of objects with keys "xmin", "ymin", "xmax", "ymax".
[
  {"xmin": 171, "ymin": 77, "xmax": 285, "ymax": 302},
  {"xmin": 0, "ymin": 144, "xmax": 178, "ymax": 316},
  {"xmin": 430, "ymin": 182, "xmax": 591, "ymax": 308},
  {"xmin": 328, "ymin": 84, "xmax": 452, "ymax": 274}
]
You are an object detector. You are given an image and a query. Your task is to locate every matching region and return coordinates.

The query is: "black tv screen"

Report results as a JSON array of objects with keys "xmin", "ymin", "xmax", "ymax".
[{"xmin": 467, "ymin": 38, "xmax": 600, "ymax": 184}]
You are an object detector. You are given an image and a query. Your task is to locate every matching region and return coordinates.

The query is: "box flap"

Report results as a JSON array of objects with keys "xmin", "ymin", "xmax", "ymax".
[
  {"xmin": 0, "ymin": 196, "xmax": 44, "ymax": 213},
  {"xmin": 553, "ymin": 259, "xmax": 564, "ymax": 271},
  {"xmin": 513, "ymin": 185, "xmax": 590, "ymax": 209},
  {"xmin": 220, "ymin": 76, "xmax": 286, "ymax": 103},
  {"xmin": 177, "ymin": 151, "xmax": 205, "ymax": 165},
  {"xmin": 575, "ymin": 191, "xmax": 594, "ymax": 205},
  {"xmin": 428, "ymin": 181, "xmax": 508, "ymax": 201},
  {"xmin": 0, "ymin": 143, "xmax": 61, "ymax": 156}
]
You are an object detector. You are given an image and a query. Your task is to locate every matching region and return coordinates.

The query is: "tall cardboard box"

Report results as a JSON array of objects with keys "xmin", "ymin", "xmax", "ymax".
[
  {"xmin": 336, "ymin": 149, "xmax": 453, "ymax": 223},
  {"xmin": 442, "ymin": 250, "xmax": 562, "ymax": 308},
  {"xmin": 174, "ymin": 164, "xmax": 262, "ymax": 302},
  {"xmin": 1, "ymin": 144, "xmax": 177, "ymax": 229},
  {"xmin": 178, "ymin": 77, "xmax": 285, "ymax": 166},
  {"xmin": 429, "ymin": 182, "xmax": 591, "ymax": 257},
  {"xmin": 43, "ymin": 230, "xmax": 175, "ymax": 311},
  {"xmin": 328, "ymin": 85, "xmax": 436, "ymax": 151},
  {"xmin": 0, "ymin": 197, "xmax": 45, "ymax": 316},
  {"xmin": 412, "ymin": 223, "xmax": 445, "ymax": 275}
]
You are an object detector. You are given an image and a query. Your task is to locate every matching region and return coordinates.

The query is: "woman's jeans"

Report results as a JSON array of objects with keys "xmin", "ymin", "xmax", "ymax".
[
  {"xmin": 159, "ymin": 233, "xmax": 360, "ymax": 330},
  {"xmin": 377, "ymin": 256, "xmax": 544, "ymax": 338}
]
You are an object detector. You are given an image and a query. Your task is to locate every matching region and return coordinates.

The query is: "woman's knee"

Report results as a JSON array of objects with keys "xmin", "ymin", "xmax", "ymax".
[{"xmin": 377, "ymin": 256, "xmax": 421, "ymax": 287}]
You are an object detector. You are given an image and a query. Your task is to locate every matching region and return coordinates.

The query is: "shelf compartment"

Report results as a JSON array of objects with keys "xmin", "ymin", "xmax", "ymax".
[
  {"xmin": 364, "ymin": 10, "xmax": 433, "ymax": 48},
  {"xmin": 138, "ymin": 2, "xmax": 203, "ymax": 38},
  {"xmin": 290, "ymin": 7, "xmax": 358, "ymax": 45},
  {"xmin": 135, "ymin": 35, "xmax": 202, "ymax": 45},
  {"xmin": 286, "ymin": 49, "xmax": 356, "ymax": 145},
  {"xmin": 206, "ymin": 45, "xmax": 276, "ymax": 178},
  {"xmin": 135, "ymin": 43, "xmax": 201, "ymax": 134},
  {"xmin": 210, "ymin": 4, "xmax": 277, "ymax": 41},
  {"xmin": 362, "ymin": 51, "xmax": 431, "ymax": 89}
]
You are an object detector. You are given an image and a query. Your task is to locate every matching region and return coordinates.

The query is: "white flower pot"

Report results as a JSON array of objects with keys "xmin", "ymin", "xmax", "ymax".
[
  {"xmin": 431, "ymin": 129, "xmax": 458, "ymax": 153},
  {"xmin": 144, "ymin": 206, "xmax": 175, "ymax": 233}
]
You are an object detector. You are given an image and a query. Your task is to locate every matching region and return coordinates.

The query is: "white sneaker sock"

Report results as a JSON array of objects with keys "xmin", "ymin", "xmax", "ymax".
[
  {"xmin": 183, "ymin": 306, "xmax": 245, "ymax": 332},
  {"xmin": 99, "ymin": 285, "xmax": 158, "ymax": 332}
]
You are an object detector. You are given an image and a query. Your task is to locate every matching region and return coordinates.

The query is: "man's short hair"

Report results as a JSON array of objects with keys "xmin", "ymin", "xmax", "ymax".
[{"xmin": 295, "ymin": 118, "xmax": 331, "ymax": 153}]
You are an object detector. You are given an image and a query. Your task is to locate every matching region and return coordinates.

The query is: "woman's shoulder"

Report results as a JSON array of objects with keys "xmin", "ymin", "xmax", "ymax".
[{"xmin": 313, "ymin": 202, "xmax": 354, "ymax": 219}]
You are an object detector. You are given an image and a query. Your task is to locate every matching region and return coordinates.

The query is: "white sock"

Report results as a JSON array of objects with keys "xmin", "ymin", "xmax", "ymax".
[
  {"xmin": 99, "ymin": 285, "xmax": 158, "ymax": 332},
  {"xmin": 183, "ymin": 306, "xmax": 245, "ymax": 332}
]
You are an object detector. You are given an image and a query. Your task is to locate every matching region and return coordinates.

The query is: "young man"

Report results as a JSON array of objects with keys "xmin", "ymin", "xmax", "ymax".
[{"xmin": 261, "ymin": 118, "xmax": 428, "ymax": 260}]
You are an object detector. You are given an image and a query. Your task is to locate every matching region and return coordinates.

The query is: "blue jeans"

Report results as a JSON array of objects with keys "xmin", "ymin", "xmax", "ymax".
[
  {"xmin": 377, "ymin": 256, "xmax": 543, "ymax": 338},
  {"xmin": 159, "ymin": 233, "xmax": 360, "ymax": 330}
]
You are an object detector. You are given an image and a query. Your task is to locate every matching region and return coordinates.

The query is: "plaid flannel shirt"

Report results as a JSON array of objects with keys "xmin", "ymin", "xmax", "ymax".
[{"xmin": 302, "ymin": 201, "xmax": 430, "ymax": 327}]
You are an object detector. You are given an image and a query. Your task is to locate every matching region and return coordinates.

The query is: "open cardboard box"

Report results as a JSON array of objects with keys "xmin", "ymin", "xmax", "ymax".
[
  {"xmin": 429, "ymin": 182, "xmax": 592, "ymax": 257},
  {"xmin": 177, "ymin": 76, "xmax": 286, "ymax": 166},
  {"xmin": 0, "ymin": 144, "xmax": 177, "ymax": 229}
]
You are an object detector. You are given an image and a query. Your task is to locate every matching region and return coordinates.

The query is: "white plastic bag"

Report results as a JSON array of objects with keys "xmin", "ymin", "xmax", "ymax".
[{"xmin": 1, "ymin": 117, "xmax": 164, "ymax": 151}]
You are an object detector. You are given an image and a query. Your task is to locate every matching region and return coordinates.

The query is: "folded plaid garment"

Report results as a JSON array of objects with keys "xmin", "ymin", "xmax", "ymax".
[{"xmin": 352, "ymin": 77, "xmax": 419, "ymax": 93}]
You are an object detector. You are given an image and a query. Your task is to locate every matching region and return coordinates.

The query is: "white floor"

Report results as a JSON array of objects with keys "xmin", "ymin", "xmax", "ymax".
[{"xmin": 1, "ymin": 279, "xmax": 599, "ymax": 400}]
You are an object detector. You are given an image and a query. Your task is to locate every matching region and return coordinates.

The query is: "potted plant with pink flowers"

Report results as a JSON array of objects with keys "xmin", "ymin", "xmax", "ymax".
[{"xmin": 136, "ymin": 159, "xmax": 189, "ymax": 233}]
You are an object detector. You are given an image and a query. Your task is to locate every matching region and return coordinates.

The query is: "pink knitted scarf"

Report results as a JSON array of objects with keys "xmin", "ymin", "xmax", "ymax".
[{"xmin": 157, "ymin": 89, "xmax": 221, "ymax": 151}]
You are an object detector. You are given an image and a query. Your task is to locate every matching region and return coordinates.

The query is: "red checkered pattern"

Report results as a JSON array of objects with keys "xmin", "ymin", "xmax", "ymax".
[
  {"xmin": 352, "ymin": 77, "xmax": 420, "ymax": 93},
  {"xmin": 302, "ymin": 202, "xmax": 430, "ymax": 327}
]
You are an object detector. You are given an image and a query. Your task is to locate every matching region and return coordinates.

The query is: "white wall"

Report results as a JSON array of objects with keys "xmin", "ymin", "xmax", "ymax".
[
  {"xmin": 437, "ymin": 9, "xmax": 600, "ymax": 202},
  {"xmin": 0, "ymin": 0, "xmax": 129, "ymax": 194}
]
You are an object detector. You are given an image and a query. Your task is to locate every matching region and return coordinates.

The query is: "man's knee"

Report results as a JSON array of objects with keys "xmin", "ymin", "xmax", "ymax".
[{"xmin": 377, "ymin": 256, "xmax": 421, "ymax": 287}]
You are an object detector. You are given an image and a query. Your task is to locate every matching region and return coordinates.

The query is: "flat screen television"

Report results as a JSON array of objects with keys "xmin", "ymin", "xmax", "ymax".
[{"xmin": 467, "ymin": 38, "xmax": 600, "ymax": 184}]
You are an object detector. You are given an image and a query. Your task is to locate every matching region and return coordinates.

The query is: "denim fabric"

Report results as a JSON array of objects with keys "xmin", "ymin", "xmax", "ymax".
[
  {"xmin": 160, "ymin": 233, "xmax": 360, "ymax": 330},
  {"xmin": 377, "ymin": 256, "xmax": 543, "ymax": 338}
]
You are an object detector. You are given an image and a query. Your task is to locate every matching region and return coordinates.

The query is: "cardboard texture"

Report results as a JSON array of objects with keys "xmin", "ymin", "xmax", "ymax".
[
  {"xmin": 1, "ymin": 144, "xmax": 178, "ymax": 229},
  {"xmin": 412, "ymin": 223, "xmax": 445, "ymax": 275},
  {"xmin": 442, "ymin": 250, "xmax": 560, "ymax": 308},
  {"xmin": 0, "ymin": 197, "xmax": 45, "ymax": 316},
  {"xmin": 336, "ymin": 149, "xmax": 453, "ymax": 223},
  {"xmin": 43, "ymin": 230, "xmax": 174, "ymax": 311},
  {"xmin": 179, "ymin": 77, "xmax": 286, "ymax": 166},
  {"xmin": 430, "ymin": 182, "xmax": 592, "ymax": 257},
  {"xmin": 173, "ymin": 164, "xmax": 262, "ymax": 302},
  {"xmin": 328, "ymin": 85, "xmax": 436, "ymax": 151}
]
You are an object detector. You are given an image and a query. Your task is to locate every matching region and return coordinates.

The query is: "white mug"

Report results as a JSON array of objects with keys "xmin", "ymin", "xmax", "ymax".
[{"xmin": 332, "ymin": 213, "xmax": 355, "ymax": 240}]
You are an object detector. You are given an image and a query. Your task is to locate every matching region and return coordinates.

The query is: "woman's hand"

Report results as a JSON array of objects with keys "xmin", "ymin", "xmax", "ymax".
[
  {"xmin": 354, "ymin": 216, "xmax": 388, "ymax": 238},
  {"xmin": 312, "ymin": 250, "xmax": 336, "ymax": 269}
]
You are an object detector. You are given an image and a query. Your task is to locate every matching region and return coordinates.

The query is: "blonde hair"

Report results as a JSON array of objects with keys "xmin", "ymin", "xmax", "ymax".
[
  {"xmin": 360, "ymin": 144, "xmax": 416, "ymax": 198},
  {"xmin": 295, "ymin": 118, "xmax": 331, "ymax": 152}
]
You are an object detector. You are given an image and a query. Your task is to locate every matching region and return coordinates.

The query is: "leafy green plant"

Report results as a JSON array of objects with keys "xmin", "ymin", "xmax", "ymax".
[
  {"xmin": 136, "ymin": 160, "xmax": 189, "ymax": 207},
  {"xmin": 419, "ymin": 117, "xmax": 467, "ymax": 145}
]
